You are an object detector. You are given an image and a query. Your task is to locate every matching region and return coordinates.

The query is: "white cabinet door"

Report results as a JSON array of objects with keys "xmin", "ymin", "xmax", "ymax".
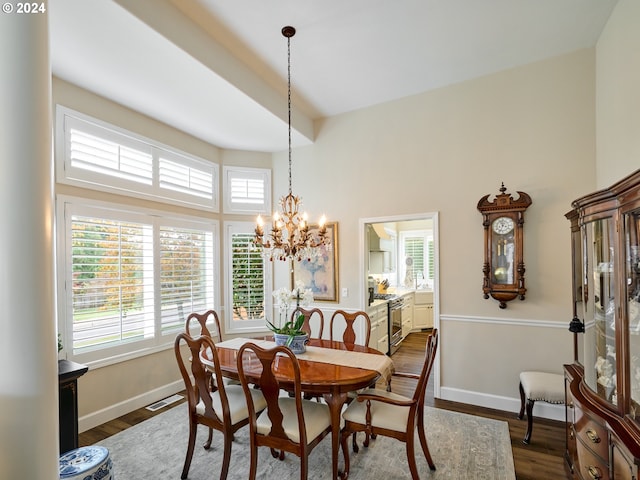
[
  {"xmin": 377, "ymin": 333, "xmax": 389, "ymax": 354},
  {"xmin": 401, "ymin": 293, "xmax": 414, "ymax": 337},
  {"xmin": 425, "ymin": 304, "xmax": 433, "ymax": 329},
  {"xmin": 369, "ymin": 319, "xmax": 379, "ymax": 349}
]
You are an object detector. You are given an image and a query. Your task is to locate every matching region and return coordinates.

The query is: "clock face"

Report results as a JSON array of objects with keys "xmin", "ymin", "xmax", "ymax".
[{"xmin": 492, "ymin": 216, "xmax": 514, "ymax": 235}]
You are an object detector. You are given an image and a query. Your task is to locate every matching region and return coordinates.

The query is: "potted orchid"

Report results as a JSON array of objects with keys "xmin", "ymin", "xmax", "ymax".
[{"xmin": 267, "ymin": 281, "xmax": 314, "ymax": 353}]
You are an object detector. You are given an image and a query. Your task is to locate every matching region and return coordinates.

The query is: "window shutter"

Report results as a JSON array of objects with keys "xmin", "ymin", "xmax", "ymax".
[
  {"xmin": 230, "ymin": 233, "xmax": 265, "ymax": 320},
  {"xmin": 223, "ymin": 166, "xmax": 271, "ymax": 214},
  {"xmin": 58, "ymin": 106, "xmax": 219, "ymax": 212},
  {"xmin": 404, "ymin": 236, "xmax": 425, "ymax": 276},
  {"xmin": 159, "ymin": 154, "xmax": 214, "ymax": 200},
  {"xmin": 68, "ymin": 125, "xmax": 153, "ymax": 185},
  {"xmin": 159, "ymin": 226, "xmax": 214, "ymax": 331},
  {"xmin": 230, "ymin": 177, "xmax": 265, "ymax": 205},
  {"xmin": 427, "ymin": 239, "xmax": 435, "ymax": 280},
  {"xmin": 70, "ymin": 215, "xmax": 155, "ymax": 352}
]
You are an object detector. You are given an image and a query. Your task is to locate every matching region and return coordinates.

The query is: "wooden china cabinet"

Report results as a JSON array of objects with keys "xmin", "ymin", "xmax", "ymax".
[{"xmin": 565, "ymin": 169, "xmax": 640, "ymax": 480}]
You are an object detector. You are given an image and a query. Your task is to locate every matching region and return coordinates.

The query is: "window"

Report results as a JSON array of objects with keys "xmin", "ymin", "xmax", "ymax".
[
  {"xmin": 56, "ymin": 106, "xmax": 219, "ymax": 212},
  {"xmin": 224, "ymin": 222, "xmax": 271, "ymax": 333},
  {"xmin": 399, "ymin": 230, "xmax": 434, "ymax": 289},
  {"xmin": 58, "ymin": 198, "xmax": 218, "ymax": 366},
  {"xmin": 222, "ymin": 166, "xmax": 271, "ymax": 214}
]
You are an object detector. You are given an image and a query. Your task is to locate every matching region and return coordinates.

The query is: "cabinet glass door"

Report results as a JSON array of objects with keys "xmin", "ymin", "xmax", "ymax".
[
  {"xmin": 571, "ymin": 216, "xmax": 584, "ymax": 364},
  {"xmin": 626, "ymin": 209, "xmax": 640, "ymax": 419},
  {"xmin": 583, "ymin": 216, "xmax": 617, "ymax": 406}
]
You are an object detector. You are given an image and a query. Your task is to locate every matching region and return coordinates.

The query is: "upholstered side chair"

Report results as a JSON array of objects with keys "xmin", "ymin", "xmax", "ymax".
[
  {"xmin": 174, "ymin": 333, "xmax": 266, "ymax": 480},
  {"xmin": 341, "ymin": 329, "xmax": 439, "ymax": 480},
  {"xmin": 236, "ymin": 342, "xmax": 343, "ymax": 480}
]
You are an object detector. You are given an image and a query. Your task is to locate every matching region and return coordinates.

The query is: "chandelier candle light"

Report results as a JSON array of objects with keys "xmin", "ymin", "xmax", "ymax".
[{"xmin": 254, "ymin": 26, "xmax": 330, "ymax": 262}]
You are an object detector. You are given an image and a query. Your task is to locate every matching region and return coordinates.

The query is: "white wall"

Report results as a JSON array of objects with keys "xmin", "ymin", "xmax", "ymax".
[{"xmin": 596, "ymin": 0, "xmax": 640, "ymax": 187}]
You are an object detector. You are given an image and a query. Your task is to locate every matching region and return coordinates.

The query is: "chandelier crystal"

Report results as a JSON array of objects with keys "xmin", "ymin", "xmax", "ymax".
[{"xmin": 254, "ymin": 26, "xmax": 330, "ymax": 262}]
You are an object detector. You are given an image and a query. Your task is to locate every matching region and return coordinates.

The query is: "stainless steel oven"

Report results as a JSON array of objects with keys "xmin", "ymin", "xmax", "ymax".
[{"xmin": 388, "ymin": 296, "xmax": 403, "ymax": 355}]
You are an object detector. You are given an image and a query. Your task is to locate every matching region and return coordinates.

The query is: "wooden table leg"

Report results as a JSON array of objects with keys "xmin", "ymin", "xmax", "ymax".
[{"xmin": 323, "ymin": 390, "xmax": 348, "ymax": 480}]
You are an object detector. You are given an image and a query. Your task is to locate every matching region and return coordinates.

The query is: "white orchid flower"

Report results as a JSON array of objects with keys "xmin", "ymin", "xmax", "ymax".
[
  {"xmin": 273, "ymin": 287, "xmax": 291, "ymax": 313},
  {"xmin": 300, "ymin": 288, "xmax": 314, "ymax": 306}
]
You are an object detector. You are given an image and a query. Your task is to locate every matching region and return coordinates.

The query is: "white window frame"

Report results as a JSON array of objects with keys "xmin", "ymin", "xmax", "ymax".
[
  {"xmin": 55, "ymin": 105, "xmax": 219, "ymax": 212},
  {"xmin": 222, "ymin": 165, "xmax": 271, "ymax": 215},
  {"xmin": 223, "ymin": 221, "xmax": 272, "ymax": 334},
  {"xmin": 56, "ymin": 195, "xmax": 220, "ymax": 369}
]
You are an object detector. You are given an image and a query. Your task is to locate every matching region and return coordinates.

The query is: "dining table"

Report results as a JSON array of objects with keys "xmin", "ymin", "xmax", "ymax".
[{"xmin": 200, "ymin": 336, "xmax": 395, "ymax": 480}]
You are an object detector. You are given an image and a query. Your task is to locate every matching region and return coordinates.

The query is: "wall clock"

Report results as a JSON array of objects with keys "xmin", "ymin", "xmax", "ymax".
[{"xmin": 477, "ymin": 183, "xmax": 532, "ymax": 309}]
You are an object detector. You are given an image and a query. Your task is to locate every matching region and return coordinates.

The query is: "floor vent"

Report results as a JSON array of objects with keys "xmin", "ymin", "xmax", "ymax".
[{"xmin": 145, "ymin": 394, "xmax": 183, "ymax": 412}]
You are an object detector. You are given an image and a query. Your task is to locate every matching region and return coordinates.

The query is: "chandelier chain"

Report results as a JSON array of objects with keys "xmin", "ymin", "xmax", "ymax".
[{"xmin": 287, "ymin": 33, "xmax": 292, "ymax": 196}]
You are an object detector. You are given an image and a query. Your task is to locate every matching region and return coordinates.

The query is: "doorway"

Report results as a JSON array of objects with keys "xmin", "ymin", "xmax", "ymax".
[{"xmin": 359, "ymin": 212, "xmax": 440, "ymax": 398}]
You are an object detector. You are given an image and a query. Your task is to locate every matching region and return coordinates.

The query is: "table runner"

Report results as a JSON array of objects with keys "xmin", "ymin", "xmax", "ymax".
[{"xmin": 216, "ymin": 337, "xmax": 394, "ymax": 382}]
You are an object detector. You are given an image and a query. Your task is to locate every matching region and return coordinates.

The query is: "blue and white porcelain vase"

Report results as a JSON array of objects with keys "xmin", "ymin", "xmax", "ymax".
[{"xmin": 274, "ymin": 332, "xmax": 309, "ymax": 354}]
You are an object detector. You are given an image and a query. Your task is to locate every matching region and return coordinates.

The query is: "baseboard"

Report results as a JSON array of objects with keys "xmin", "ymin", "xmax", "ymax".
[
  {"xmin": 78, "ymin": 380, "xmax": 184, "ymax": 433},
  {"xmin": 440, "ymin": 386, "xmax": 565, "ymax": 422}
]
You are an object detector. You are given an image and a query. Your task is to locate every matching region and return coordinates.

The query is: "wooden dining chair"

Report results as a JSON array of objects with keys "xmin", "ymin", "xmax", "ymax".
[
  {"xmin": 185, "ymin": 309, "xmax": 222, "ymax": 341},
  {"xmin": 174, "ymin": 333, "xmax": 267, "ymax": 480},
  {"xmin": 185, "ymin": 309, "xmax": 238, "ymax": 390},
  {"xmin": 340, "ymin": 329, "xmax": 439, "ymax": 480},
  {"xmin": 329, "ymin": 309, "xmax": 371, "ymax": 346},
  {"xmin": 290, "ymin": 307, "xmax": 325, "ymax": 339},
  {"xmin": 236, "ymin": 342, "xmax": 343, "ymax": 480}
]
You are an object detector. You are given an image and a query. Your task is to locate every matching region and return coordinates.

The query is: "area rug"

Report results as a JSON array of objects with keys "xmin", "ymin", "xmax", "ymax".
[{"xmin": 97, "ymin": 403, "xmax": 515, "ymax": 479}]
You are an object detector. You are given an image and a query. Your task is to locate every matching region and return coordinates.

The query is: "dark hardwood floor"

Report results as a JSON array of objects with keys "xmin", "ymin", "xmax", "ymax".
[{"xmin": 79, "ymin": 331, "xmax": 567, "ymax": 480}]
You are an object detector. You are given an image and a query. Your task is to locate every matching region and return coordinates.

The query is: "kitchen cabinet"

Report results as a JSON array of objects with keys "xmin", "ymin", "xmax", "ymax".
[
  {"xmin": 414, "ymin": 291, "xmax": 434, "ymax": 329},
  {"xmin": 401, "ymin": 292, "xmax": 414, "ymax": 338},
  {"xmin": 368, "ymin": 225, "xmax": 396, "ymax": 273},
  {"xmin": 564, "ymin": 169, "xmax": 640, "ymax": 480},
  {"xmin": 367, "ymin": 301, "xmax": 389, "ymax": 355}
]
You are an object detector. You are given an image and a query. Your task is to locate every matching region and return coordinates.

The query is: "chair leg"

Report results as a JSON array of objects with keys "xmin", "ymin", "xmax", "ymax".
[
  {"xmin": 300, "ymin": 451, "xmax": 309, "ymax": 480},
  {"xmin": 219, "ymin": 431, "xmax": 233, "ymax": 480},
  {"xmin": 405, "ymin": 430, "xmax": 420, "ymax": 480},
  {"xmin": 248, "ymin": 442, "xmax": 258, "ymax": 480},
  {"xmin": 517, "ymin": 382, "xmax": 526, "ymax": 420},
  {"xmin": 181, "ymin": 421, "xmax": 197, "ymax": 479},
  {"xmin": 352, "ymin": 432, "xmax": 359, "ymax": 453},
  {"xmin": 523, "ymin": 399, "xmax": 535, "ymax": 444},
  {"xmin": 417, "ymin": 411, "xmax": 436, "ymax": 470},
  {"xmin": 204, "ymin": 427, "xmax": 213, "ymax": 449}
]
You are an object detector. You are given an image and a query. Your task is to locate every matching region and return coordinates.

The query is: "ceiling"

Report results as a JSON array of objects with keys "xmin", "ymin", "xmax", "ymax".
[{"xmin": 49, "ymin": 0, "xmax": 618, "ymax": 152}]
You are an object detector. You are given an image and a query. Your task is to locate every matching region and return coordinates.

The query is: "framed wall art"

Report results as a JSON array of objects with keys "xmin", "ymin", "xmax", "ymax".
[{"xmin": 291, "ymin": 222, "xmax": 339, "ymax": 302}]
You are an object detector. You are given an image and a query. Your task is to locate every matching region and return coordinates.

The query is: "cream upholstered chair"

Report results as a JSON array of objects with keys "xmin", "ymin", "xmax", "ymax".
[
  {"xmin": 290, "ymin": 307, "xmax": 325, "ymax": 339},
  {"xmin": 518, "ymin": 371, "xmax": 565, "ymax": 444},
  {"xmin": 330, "ymin": 309, "xmax": 374, "ymax": 450},
  {"xmin": 236, "ymin": 342, "xmax": 342, "ymax": 480},
  {"xmin": 341, "ymin": 329, "xmax": 438, "ymax": 480},
  {"xmin": 174, "ymin": 333, "xmax": 267, "ymax": 480}
]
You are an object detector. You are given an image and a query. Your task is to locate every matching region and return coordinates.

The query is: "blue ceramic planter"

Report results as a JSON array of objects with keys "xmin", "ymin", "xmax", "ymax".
[{"xmin": 273, "ymin": 333, "xmax": 309, "ymax": 354}]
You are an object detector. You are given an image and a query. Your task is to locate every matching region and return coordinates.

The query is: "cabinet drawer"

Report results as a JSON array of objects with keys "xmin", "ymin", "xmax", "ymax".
[
  {"xmin": 577, "ymin": 438, "xmax": 610, "ymax": 480},
  {"xmin": 575, "ymin": 409, "xmax": 609, "ymax": 461}
]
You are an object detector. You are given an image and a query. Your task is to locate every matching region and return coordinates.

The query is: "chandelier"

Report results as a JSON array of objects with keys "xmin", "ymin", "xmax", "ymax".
[{"xmin": 254, "ymin": 26, "xmax": 330, "ymax": 262}]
